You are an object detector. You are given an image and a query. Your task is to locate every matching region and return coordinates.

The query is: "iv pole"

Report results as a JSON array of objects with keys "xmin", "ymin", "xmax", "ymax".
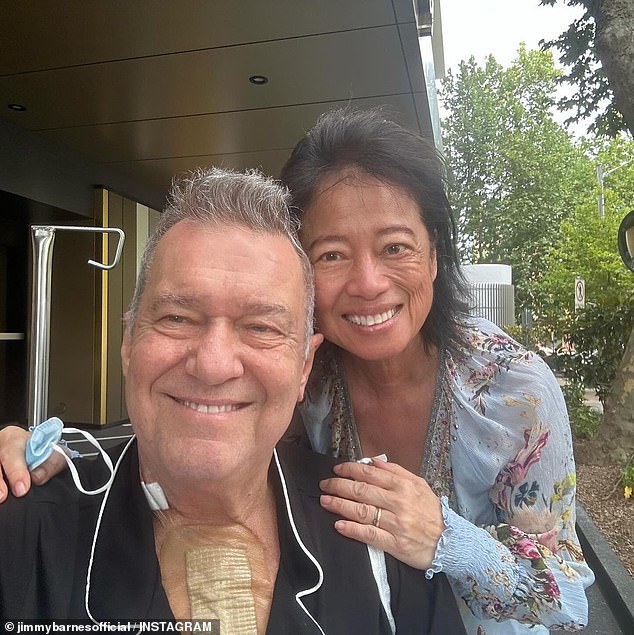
[{"xmin": 28, "ymin": 225, "xmax": 125, "ymax": 427}]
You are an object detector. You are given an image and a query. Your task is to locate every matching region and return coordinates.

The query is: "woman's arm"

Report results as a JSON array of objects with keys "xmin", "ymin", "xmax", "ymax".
[
  {"xmin": 0, "ymin": 426, "xmax": 65, "ymax": 501},
  {"xmin": 439, "ymin": 327, "xmax": 594, "ymax": 629}
]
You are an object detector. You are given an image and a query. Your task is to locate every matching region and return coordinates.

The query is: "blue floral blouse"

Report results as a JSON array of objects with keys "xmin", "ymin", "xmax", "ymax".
[{"xmin": 295, "ymin": 317, "xmax": 594, "ymax": 634}]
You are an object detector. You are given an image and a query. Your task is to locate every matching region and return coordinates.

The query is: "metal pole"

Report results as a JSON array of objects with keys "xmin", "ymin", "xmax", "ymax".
[
  {"xmin": 28, "ymin": 226, "xmax": 125, "ymax": 427},
  {"xmin": 596, "ymin": 157, "xmax": 634, "ymax": 218},
  {"xmin": 28, "ymin": 227, "xmax": 56, "ymax": 428}
]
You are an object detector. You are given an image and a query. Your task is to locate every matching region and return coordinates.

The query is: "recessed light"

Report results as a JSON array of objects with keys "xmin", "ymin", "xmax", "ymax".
[
  {"xmin": 8, "ymin": 103, "xmax": 26, "ymax": 112},
  {"xmin": 249, "ymin": 75, "xmax": 268, "ymax": 85}
]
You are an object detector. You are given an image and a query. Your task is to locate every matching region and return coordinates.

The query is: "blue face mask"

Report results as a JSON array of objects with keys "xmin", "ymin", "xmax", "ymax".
[{"xmin": 26, "ymin": 417, "xmax": 115, "ymax": 495}]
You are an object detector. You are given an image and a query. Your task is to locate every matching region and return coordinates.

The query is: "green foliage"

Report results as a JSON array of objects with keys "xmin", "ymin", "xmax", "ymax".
[
  {"xmin": 561, "ymin": 381, "xmax": 601, "ymax": 439},
  {"xmin": 440, "ymin": 46, "xmax": 590, "ymax": 314},
  {"xmin": 553, "ymin": 295, "xmax": 634, "ymax": 405},
  {"xmin": 503, "ymin": 324, "xmax": 538, "ymax": 350},
  {"xmin": 535, "ymin": 137, "xmax": 634, "ymax": 392},
  {"xmin": 623, "ymin": 460, "xmax": 634, "ymax": 489},
  {"xmin": 539, "ymin": 0, "xmax": 627, "ymax": 136}
]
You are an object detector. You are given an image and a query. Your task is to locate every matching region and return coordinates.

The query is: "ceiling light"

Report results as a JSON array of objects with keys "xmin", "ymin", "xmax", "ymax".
[
  {"xmin": 8, "ymin": 103, "xmax": 26, "ymax": 111},
  {"xmin": 248, "ymin": 75, "xmax": 268, "ymax": 85}
]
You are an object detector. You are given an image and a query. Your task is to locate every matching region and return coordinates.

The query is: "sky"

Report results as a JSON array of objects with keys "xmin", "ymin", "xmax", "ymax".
[
  {"xmin": 440, "ymin": 0, "xmax": 584, "ymax": 73},
  {"xmin": 437, "ymin": 0, "xmax": 586, "ymax": 133}
]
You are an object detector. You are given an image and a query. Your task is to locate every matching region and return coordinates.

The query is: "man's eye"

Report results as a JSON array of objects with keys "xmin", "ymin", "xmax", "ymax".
[
  {"xmin": 248, "ymin": 324, "xmax": 281, "ymax": 336},
  {"xmin": 164, "ymin": 314, "xmax": 186, "ymax": 324},
  {"xmin": 385, "ymin": 244, "xmax": 406, "ymax": 255}
]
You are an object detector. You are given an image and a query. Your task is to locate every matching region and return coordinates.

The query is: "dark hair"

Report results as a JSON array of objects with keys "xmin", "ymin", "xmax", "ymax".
[{"xmin": 280, "ymin": 106, "xmax": 469, "ymax": 353}]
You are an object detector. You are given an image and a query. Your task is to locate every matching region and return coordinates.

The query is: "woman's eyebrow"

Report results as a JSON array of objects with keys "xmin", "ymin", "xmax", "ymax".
[
  {"xmin": 305, "ymin": 234, "xmax": 348, "ymax": 251},
  {"xmin": 377, "ymin": 225, "xmax": 417, "ymax": 238},
  {"xmin": 307, "ymin": 226, "xmax": 417, "ymax": 251}
]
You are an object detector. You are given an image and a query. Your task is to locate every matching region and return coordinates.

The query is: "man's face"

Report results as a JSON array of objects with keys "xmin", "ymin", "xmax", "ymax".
[{"xmin": 121, "ymin": 220, "xmax": 321, "ymax": 487}]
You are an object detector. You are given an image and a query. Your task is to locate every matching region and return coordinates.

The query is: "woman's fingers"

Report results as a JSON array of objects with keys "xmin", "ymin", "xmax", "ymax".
[
  {"xmin": 319, "ymin": 460, "xmax": 445, "ymax": 569},
  {"xmin": 0, "ymin": 426, "xmax": 32, "ymax": 501},
  {"xmin": 320, "ymin": 494, "xmax": 392, "ymax": 529}
]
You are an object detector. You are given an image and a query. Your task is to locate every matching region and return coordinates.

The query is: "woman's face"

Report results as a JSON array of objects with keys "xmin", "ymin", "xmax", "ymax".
[{"xmin": 301, "ymin": 171, "xmax": 437, "ymax": 362}]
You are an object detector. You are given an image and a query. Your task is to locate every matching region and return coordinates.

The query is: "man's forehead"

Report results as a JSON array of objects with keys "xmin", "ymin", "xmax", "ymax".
[
  {"xmin": 161, "ymin": 219, "xmax": 288, "ymax": 246},
  {"xmin": 147, "ymin": 221, "xmax": 306, "ymax": 307}
]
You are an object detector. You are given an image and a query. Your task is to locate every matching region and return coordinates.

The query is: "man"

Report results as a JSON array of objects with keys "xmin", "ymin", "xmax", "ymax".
[{"xmin": 0, "ymin": 168, "xmax": 464, "ymax": 633}]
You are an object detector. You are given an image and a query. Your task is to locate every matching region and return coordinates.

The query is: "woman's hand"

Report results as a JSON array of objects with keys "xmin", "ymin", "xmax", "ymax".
[
  {"xmin": 0, "ymin": 426, "xmax": 65, "ymax": 501},
  {"xmin": 320, "ymin": 459, "xmax": 445, "ymax": 570}
]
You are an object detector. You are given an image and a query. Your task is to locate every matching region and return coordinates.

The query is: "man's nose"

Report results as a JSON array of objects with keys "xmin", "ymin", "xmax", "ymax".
[
  {"xmin": 184, "ymin": 323, "xmax": 244, "ymax": 384},
  {"xmin": 345, "ymin": 255, "xmax": 390, "ymax": 299}
]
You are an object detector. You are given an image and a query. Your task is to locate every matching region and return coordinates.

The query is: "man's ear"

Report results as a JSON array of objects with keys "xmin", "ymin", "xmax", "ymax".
[
  {"xmin": 298, "ymin": 333, "xmax": 323, "ymax": 401},
  {"xmin": 120, "ymin": 326, "xmax": 132, "ymax": 377}
]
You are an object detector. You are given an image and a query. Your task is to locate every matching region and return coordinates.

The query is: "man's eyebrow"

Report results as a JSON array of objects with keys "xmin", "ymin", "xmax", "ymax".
[
  {"xmin": 243, "ymin": 302, "xmax": 292, "ymax": 320},
  {"xmin": 150, "ymin": 295, "xmax": 291, "ymax": 319},
  {"xmin": 150, "ymin": 293, "xmax": 195, "ymax": 311}
]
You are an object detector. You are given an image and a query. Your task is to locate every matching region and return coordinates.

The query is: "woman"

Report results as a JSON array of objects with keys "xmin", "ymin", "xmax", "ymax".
[
  {"xmin": 0, "ymin": 108, "xmax": 592, "ymax": 633},
  {"xmin": 279, "ymin": 108, "xmax": 593, "ymax": 633}
]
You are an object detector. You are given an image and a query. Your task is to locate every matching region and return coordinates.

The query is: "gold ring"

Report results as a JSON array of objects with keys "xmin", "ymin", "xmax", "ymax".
[{"xmin": 372, "ymin": 506, "xmax": 382, "ymax": 528}]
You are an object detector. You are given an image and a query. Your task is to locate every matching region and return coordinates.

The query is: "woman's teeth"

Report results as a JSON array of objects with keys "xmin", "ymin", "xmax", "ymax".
[{"xmin": 346, "ymin": 307, "xmax": 397, "ymax": 326}]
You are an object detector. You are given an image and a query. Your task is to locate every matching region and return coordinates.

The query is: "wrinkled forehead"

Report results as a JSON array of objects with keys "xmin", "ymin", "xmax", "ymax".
[{"xmin": 150, "ymin": 220, "xmax": 307, "ymax": 299}]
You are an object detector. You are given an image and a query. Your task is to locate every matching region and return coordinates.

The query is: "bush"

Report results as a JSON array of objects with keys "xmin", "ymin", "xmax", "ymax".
[
  {"xmin": 556, "ymin": 296, "xmax": 634, "ymax": 406},
  {"xmin": 561, "ymin": 381, "xmax": 601, "ymax": 440}
]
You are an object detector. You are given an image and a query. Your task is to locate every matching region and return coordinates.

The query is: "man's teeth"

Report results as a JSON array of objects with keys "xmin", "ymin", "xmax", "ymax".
[
  {"xmin": 347, "ymin": 307, "xmax": 397, "ymax": 326},
  {"xmin": 183, "ymin": 401, "xmax": 240, "ymax": 414}
]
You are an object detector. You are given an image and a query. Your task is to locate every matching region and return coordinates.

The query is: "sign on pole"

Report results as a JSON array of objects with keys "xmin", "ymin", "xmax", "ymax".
[{"xmin": 574, "ymin": 276, "xmax": 585, "ymax": 311}]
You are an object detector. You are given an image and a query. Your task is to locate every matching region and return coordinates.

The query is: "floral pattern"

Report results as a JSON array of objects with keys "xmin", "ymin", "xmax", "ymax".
[{"xmin": 297, "ymin": 317, "xmax": 594, "ymax": 634}]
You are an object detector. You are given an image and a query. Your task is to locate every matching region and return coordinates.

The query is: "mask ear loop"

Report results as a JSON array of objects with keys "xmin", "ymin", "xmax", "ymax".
[
  {"xmin": 51, "ymin": 427, "xmax": 115, "ymax": 495},
  {"xmin": 26, "ymin": 417, "xmax": 115, "ymax": 496}
]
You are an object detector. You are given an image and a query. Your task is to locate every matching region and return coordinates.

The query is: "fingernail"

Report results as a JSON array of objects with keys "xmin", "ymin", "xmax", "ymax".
[
  {"xmin": 14, "ymin": 481, "xmax": 27, "ymax": 497},
  {"xmin": 333, "ymin": 464, "xmax": 343, "ymax": 474},
  {"xmin": 320, "ymin": 495, "xmax": 332, "ymax": 505},
  {"xmin": 32, "ymin": 468, "xmax": 45, "ymax": 483}
]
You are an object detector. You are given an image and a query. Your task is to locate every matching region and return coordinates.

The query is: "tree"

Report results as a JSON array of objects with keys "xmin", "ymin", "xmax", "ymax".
[
  {"xmin": 440, "ymin": 46, "xmax": 589, "ymax": 313},
  {"xmin": 541, "ymin": 0, "xmax": 634, "ymax": 136},
  {"xmin": 538, "ymin": 135, "xmax": 634, "ymax": 333},
  {"xmin": 542, "ymin": 0, "xmax": 634, "ymax": 464}
]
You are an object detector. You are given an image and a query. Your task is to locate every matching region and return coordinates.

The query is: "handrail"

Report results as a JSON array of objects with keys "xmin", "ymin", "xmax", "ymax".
[{"xmin": 28, "ymin": 226, "xmax": 125, "ymax": 427}]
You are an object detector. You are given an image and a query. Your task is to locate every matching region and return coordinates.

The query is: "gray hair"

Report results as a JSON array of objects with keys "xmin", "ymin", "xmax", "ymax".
[{"xmin": 127, "ymin": 167, "xmax": 315, "ymax": 356}]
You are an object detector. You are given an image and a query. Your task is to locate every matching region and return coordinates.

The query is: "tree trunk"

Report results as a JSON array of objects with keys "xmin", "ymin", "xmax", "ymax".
[
  {"xmin": 594, "ymin": 0, "xmax": 634, "ymax": 136},
  {"xmin": 575, "ymin": 0, "xmax": 634, "ymax": 465},
  {"xmin": 577, "ymin": 326, "xmax": 634, "ymax": 465}
]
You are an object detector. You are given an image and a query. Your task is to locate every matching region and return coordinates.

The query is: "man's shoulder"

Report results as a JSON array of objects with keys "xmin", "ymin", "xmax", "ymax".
[
  {"xmin": 0, "ymin": 439, "xmax": 133, "ymax": 515},
  {"xmin": 275, "ymin": 440, "xmax": 340, "ymax": 493}
]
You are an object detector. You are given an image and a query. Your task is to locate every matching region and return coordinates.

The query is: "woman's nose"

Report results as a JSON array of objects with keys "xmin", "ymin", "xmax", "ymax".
[{"xmin": 344, "ymin": 256, "xmax": 390, "ymax": 299}]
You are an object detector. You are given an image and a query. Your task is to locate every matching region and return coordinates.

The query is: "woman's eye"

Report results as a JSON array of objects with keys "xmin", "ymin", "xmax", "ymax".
[{"xmin": 319, "ymin": 251, "xmax": 341, "ymax": 262}]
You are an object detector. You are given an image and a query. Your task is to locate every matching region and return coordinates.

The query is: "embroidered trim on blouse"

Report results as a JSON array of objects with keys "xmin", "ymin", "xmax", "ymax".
[{"xmin": 327, "ymin": 345, "xmax": 456, "ymax": 505}]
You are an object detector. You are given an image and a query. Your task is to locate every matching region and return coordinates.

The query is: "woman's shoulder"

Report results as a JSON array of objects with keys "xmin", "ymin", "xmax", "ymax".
[
  {"xmin": 453, "ymin": 317, "xmax": 550, "ymax": 375},
  {"xmin": 448, "ymin": 317, "xmax": 564, "ymax": 417}
]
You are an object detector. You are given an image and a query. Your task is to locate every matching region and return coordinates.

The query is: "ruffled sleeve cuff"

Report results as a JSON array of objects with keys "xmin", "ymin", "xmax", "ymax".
[{"xmin": 425, "ymin": 497, "xmax": 520, "ymax": 602}]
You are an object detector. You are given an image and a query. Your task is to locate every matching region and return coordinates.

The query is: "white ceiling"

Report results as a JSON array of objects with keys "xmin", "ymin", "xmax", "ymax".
[{"xmin": 0, "ymin": 0, "xmax": 434, "ymax": 197}]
